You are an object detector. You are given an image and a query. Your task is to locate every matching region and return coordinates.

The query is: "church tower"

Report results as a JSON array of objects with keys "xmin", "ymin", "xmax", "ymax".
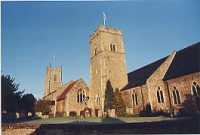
[
  {"xmin": 89, "ymin": 24, "xmax": 128, "ymax": 114},
  {"xmin": 44, "ymin": 66, "xmax": 62, "ymax": 96}
]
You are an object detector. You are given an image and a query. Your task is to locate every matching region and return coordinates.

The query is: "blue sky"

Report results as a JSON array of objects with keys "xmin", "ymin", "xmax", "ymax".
[{"xmin": 2, "ymin": 1, "xmax": 200, "ymax": 99}]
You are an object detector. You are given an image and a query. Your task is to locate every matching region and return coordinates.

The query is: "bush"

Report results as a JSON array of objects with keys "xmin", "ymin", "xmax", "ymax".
[
  {"xmin": 139, "ymin": 104, "xmax": 169, "ymax": 117},
  {"xmin": 69, "ymin": 111, "xmax": 77, "ymax": 117},
  {"xmin": 35, "ymin": 100, "xmax": 52, "ymax": 115},
  {"xmin": 178, "ymin": 95, "xmax": 200, "ymax": 117},
  {"xmin": 139, "ymin": 103, "xmax": 153, "ymax": 117}
]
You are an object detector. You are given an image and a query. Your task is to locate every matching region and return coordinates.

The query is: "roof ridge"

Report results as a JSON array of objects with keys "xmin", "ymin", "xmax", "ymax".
[
  {"xmin": 128, "ymin": 56, "xmax": 168, "ymax": 75},
  {"xmin": 56, "ymin": 80, "xmax": 78, "ymax": 101},
  {"xmin": 176, "ymin": 41, "xmax": 200, "ymax": 54}
]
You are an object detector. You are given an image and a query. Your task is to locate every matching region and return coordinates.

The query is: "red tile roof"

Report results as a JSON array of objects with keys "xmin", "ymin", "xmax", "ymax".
[{"xmin": 56, "ymin": 80, "xmax": 78, "ymax": 101}]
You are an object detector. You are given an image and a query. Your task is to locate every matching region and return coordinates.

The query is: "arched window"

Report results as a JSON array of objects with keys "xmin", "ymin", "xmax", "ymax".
[
  {"xmin": 77, "ymin": 89, "xmax": 86, "ymax": 103},
  {"xmin": 113, "ymin": 45, "xmax": 116, "ymax": 52},
  {"xmin": 96, "ymin": 94, "xmax": 100, "ymax": 105},
  {"xmin": 160, "ymin": 91, "xmax": 164, "ymax": 103},
  {"xmin": 132, "ymin": 93, "xmax": 138, "ymax": 106},
  {"xmin": 157, "ymin": 87, "xmax": 164, "ymax": 103},
  {"xmin": 157, "ymin": 90, "xmax": 160, "ymax": 103},
  {"xmin": 192, "ymin": 82, "xmax": 200, "ymax": 96},
  {"xmin": 77, "ymin": 91, "xmax": 80, "ymax": 103},
  {"xmin": 83, "ymin": 91, "xmax": 85, "ymax": 101},
  {"xmin": 110, "ymin": 44, "xmax": 116, "ymax": 52},
  {"xmin": 172, "ymin": 87, "xmax": 181, "ymax": 104},
  {"xmin": 80, "ymin": 93, "xmax": 83, "ymax": 103},
  {"xmin": 110, "ymin": 44, "xmax": 113, "ymax": 51},
  {"xmin": 94, "ymin": 48, "xmax": 97, "ymax": 55}
]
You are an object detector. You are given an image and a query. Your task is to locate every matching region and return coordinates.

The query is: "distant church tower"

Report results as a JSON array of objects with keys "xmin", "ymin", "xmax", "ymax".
[
  {"xmin": 44, "ymin": 66, "xmax": 62, "ymax": 96},
  {"xmin": 89, "ymin": 14, "xmax": 128, "ymax": 113}
]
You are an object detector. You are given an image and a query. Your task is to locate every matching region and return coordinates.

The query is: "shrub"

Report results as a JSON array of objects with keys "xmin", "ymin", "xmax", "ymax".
[{"xmin": 35, "ymin": 100, "xmax": 53, "ymax": 115}]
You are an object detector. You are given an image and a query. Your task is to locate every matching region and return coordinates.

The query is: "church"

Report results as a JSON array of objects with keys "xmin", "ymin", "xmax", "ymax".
[{"xmin": 43, "ymin": 22, "xmax": 200, "ymax": 117}]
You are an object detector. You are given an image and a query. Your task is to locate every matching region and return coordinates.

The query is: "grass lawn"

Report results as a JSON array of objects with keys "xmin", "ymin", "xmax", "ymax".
[{"xmin": 3, "ymin": 116, "xmax": 199, "ymax": 134}]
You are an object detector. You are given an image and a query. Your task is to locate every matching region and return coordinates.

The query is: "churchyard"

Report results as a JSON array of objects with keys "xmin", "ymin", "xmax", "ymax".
[{"xmin": 2, "ymin": 115, "xmax": 200, "ymax": 134}]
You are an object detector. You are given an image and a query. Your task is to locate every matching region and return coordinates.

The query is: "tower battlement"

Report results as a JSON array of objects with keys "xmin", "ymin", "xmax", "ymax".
[{"xmin": 90, "ymin": 26, "xmax": 122, "ymax": 42}]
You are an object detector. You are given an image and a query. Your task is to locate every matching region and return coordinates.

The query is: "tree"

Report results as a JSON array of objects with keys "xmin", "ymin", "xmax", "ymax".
[
  {"xmin": 35, "ymin": 100, "xmax": 52, "ymax": 115},
  {"xmin": 180, "ymin": 94, "xmax": 200, "ymax": 116},
  {"xmin": 1, "ymin": 75, "xmax": 24, "ymax": 113},
  {"xmin": 104, "ymin": 80, "xmax": 115, "ymax": 115},
  {"xmin": 113, "ymin": 88, "xmax": 126, "ymax": 117},
  {"xmin": 20, "ymin": 94, "xmax": 36, "ymax": 116}
]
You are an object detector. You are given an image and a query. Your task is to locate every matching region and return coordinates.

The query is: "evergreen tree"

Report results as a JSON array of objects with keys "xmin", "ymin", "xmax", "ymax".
[
  {"xmin": 104, "ymin": 80, "xmax": 115, "ymax": 115},
  {"xmin": 20, "ymin": 94, "xmax": 36, "ymax": 116},
  {"xmin": 1, "ymin": 75, "xmax": 24, "ymax": 113},
  {"xmin": 113, "ymin": 88, "xmax": 126, "ymax": 117}
]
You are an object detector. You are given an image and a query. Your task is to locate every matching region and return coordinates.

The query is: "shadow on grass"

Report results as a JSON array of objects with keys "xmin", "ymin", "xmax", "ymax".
[
  {"xmin": 30, "ymin": 116, "xmax": 200, "ymax": 135},
  {"xmin": 101, "ymin": 117, "xmax": 125, "ymax": 124},
  {"xmin": 3, "ymin": 116, "xmax": 200, "ymax": 135}
]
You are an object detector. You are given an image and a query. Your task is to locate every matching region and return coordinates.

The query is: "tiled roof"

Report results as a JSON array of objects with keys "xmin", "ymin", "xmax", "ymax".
[
  {"xmin": 163, "ymin": 42, "xmax": 200, "ymax": 80},
  {"xmin": 56, "ymin": 80, "xmax": 78, "ymax": 101},
  {"xmin": 121, "ymin": 42, "xmax": 200, "ymax": 91},
  {"xmin": 122, "ymin": 56, "xmax": 167, "ymax": 90}
]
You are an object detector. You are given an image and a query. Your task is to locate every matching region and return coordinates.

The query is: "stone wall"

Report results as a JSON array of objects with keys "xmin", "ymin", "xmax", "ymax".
[
  {"xmin": 121, "ymin": 48, "xmax": 200, "ymax": 115},
  {"xmin": 2, "ymin": 124, "xmax": 39, "ymax": 135},
  {"xmin": 121, "ymin": 72, "xmax": 200, "ymax": 115},
  {"xmin": 121, "ymin": 84, "xmax": 149, "ymax": 115},
  {"xmin": 56, "ymin": 100, "xmax": 65, "ymax": 113},
  {"xmin": 146, "ymin": 52, "xmax": 176, "ymax": 112},
  {"xmin": 166, "ymin": 72, "xmax": 200, "ymax": 112},
  {"xmin": 64, "ymin": 80, "xmax": 90, "ymax": 116},
  {"xmin": 89, "ymin": 26, "xmax": 128, "ymax": 114}
]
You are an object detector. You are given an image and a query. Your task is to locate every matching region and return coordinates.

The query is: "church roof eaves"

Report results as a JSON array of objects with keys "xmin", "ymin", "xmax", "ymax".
[
  {"xmin": 163, "ymin": 42, "xmax": 200, "ymax": 80},
  {"xmin": 56, "ymin": 80, "xmax": 78, "ymax": 101},
  {"xmin": 121, "ymin": 56, "xmax": 167, "ymax": 91},
  {"xmin": 121, "ymin": 41, "xmax": 200, "ymax": 91}
]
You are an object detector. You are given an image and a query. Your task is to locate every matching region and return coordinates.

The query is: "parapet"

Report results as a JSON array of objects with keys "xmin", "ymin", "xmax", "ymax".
[{"xmin": 90, "ymin": 25, "xmax": 122, "ymax": 41}]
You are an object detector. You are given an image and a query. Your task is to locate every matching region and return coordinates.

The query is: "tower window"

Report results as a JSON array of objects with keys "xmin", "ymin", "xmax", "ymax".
[
  {"xmin": 94, "ymin": 48, "xmax": 97, "ymax": 55},
  {"xmin": 110, "ymin": 44, "xmax": 116, "ymax": 52},
  {"xmin": 113, "ymin": 44, "xmax": 116, "ymax": 51}
]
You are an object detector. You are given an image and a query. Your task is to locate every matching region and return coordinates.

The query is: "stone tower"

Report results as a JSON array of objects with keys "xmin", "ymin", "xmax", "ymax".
[
  {"xmin": 89, "ymin": 25, "xmax": 128, "ymax": 114},
  {"xmin": 44, "ymin": 66, "xmax": 62, "ymax": 96}
]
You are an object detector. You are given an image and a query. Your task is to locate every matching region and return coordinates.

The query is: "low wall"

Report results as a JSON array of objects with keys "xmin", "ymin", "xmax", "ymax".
[{"xmin": 2, "ymin": 124, "xmax": 39, "ymax": 135}]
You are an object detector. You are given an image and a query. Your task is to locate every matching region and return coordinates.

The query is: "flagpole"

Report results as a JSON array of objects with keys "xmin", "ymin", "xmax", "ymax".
[{"xmin": 103, "ymin": 12, "xmax": 106, "ymax": 26}]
